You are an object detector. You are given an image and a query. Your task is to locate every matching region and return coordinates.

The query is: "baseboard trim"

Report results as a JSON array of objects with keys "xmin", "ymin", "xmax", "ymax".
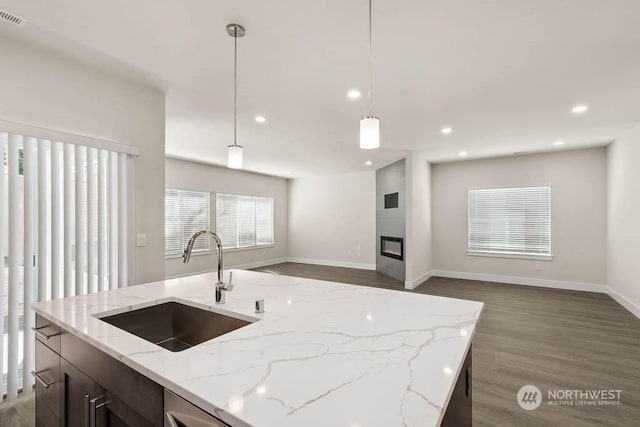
[
  {"xmin": 405, "ymin": 271, "xmax": 432, "ymax": 290},
  {"xmin": 286, "ymin": 257, "xmax": 376, "ymax": 271},
  {"xmin": 607, "ymin": 287, "xmax": 640, "ymax": 319},
  {"xmin": 430, "ymin": 270, "xmax": 607, "ymax": 294}
]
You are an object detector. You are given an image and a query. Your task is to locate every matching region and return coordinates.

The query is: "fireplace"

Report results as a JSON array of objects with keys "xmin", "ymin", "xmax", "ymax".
[{"xmin": 380, "ymin": 236, "xmax": 404, "ymax": 261}]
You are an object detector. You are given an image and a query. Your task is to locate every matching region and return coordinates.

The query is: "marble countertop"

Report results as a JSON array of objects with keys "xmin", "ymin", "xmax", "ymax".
[{"xmin": 33, "ymin": 269, "xmax": 483, "ymax": 427}]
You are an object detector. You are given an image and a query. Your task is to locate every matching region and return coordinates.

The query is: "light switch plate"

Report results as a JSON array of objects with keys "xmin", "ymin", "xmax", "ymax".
[{"xmin": 137, "ymin": 233, "xmax": 147, "ymax": 247}]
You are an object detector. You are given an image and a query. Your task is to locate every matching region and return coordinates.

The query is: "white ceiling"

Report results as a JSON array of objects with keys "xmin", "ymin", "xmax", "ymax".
[{"xmin": 2, "ymin": 0, "xmax": 640, "ymax": 177}]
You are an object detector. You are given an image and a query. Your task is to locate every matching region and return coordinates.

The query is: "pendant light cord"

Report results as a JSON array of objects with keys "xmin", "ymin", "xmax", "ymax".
[
  {"xmin": 368, "ymin": 0, "xmax": 373, "ymax": 115},
  {"xmin": 233, "ymin": 26, "xmax": 238, "ymax": 147}
]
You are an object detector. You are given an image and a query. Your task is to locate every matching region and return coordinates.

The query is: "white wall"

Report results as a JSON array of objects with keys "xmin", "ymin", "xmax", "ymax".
[
  {"xmin": 288, "ymin": 172, "xmax": 376, "ymax": 269},
  {"xmin": 165, "ymin": 158, "xmax": 288, "ymax": 278},
  {"xmin": 607, "ymin": 124, "xmax": 640, "ymax": 316},
  {"xmin": 431, "ymin": 148, "xmax": 607, "ymax": 287},
  {"xmin": 405, "ymin": 152, "xmax": 432, "ymax": 289},
  {"xmin": 0, "ymin": 37, "xmax": 166, "ymax": 285}
]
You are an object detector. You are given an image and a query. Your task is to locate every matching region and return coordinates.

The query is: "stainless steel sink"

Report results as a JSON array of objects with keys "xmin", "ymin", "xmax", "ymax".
[{"xmin": 100, "ymin": 302, "xmax": 251, "ymax": 352}]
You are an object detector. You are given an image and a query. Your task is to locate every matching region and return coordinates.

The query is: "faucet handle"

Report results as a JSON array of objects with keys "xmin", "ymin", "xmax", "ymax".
[{"xmin": 226, "ymin": 271, "xmax": 235, "ymax": 291}]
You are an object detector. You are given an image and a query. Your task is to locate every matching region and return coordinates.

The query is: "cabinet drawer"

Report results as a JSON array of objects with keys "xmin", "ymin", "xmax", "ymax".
[
  {"xmin": 35, "ymin": 339, "xmax": 61, "ymax": 420},
  {"xmin": 35, "ymin": 314, "xmax": 61, "ymax": 354}
]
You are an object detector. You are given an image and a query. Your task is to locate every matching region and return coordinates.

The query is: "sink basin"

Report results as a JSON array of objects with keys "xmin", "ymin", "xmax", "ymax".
[{"xmin": 100, "ymin": 302, "xmax": 252, "ymax": 352}]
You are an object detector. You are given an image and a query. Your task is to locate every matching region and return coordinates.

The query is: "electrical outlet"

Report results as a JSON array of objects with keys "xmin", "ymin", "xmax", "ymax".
[{"xmin": 535, "ymin": 264, "xmax": 541, "ymax": 271}]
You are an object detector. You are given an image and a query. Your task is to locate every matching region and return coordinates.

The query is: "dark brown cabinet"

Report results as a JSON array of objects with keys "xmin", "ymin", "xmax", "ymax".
[
  {"xmin": 60, "ymin": 359, "xmax": 99, "ymax": 427},
  {"xmin": 441, "ymin": 347, "xmax": 473, "ymax": 427},
  {"xmin": 59, "ymin": 358, "xmax": 154, "ymax": 427},
  {"xmin": 34, "ymin": 339, "xmax": 61, "ymax": 426},
  {"xmin": 35, "ymin": 314, "xmax": 163, "ymax": 427}
]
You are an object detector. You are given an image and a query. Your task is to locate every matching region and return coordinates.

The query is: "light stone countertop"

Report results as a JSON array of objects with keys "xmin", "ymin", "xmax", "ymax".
[{"xmin": 32, "ymin": 269, "xmax": 483, "ymax": 427}]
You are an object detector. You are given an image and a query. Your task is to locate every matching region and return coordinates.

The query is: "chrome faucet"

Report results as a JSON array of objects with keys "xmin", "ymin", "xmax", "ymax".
[{"xmin": 183, "ymin": 230, "xmax": 233, "ymax": 303}]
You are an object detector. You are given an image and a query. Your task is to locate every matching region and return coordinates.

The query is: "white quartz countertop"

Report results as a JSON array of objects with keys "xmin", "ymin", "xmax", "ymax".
[{"xmin": 33, "ymin": 270, "xmax": 483, "ymax": 427}]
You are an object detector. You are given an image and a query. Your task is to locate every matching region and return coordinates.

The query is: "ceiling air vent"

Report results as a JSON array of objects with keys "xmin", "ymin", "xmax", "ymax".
[{"xmin": 0, "ymin": 9, "xmax": 29, "ymax": 27}]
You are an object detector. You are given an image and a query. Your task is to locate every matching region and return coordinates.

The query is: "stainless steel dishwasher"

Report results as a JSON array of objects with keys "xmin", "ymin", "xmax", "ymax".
[{"xmin": 164, "ymin": 389, "xmax": 230, "ymax": 427}]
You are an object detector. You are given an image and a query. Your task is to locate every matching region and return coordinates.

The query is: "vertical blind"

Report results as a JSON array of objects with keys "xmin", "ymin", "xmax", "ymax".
[
  {"xmin": 164, "ymin": 189, "xmax": 210, "ymax": 257},
  {"xmin": 468, "ymin": 186, "xmax": 551, "ymax": 256},
  {"xmin": 216, "ymin": 194, "xmax": 274, "ymax": 249},
  {"xmin": 0, "ymin": 131, "xmax": 131, "ymax": 400}
]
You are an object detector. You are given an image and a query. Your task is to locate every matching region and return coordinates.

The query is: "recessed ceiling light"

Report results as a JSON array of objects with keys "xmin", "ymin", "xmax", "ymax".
[
  {"xmin": 441, "ymin": 127, "xmax": 453, "ymax": 135},
  {"xmin": 459, "ymin": 151, "xmax": 467, "ymax": 157},
  {"xmin": 554, "ymin": 140, "xmax": 565, "ymax": 146},
  {"xmin": 571, "ymin": 104, "xmax": 588, "ymax": 114},
  {"xmin": 365, "ymin": 160, "xmax": 372, "ymax": 166},
  {"xmin": 255, "ymin": 115, "xmax": 267, "ymax": 123},
  {"xmin": 347, "ymin": 89, "xmax": 361, "ymax": 99}
]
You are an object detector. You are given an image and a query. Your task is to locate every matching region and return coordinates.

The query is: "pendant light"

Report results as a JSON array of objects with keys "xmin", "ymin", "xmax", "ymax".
[
  {"xmin": 227, "ymin": 23, "xmax": 245, "ymax": 169},
  {"xmin": 360, "ymin": 0, "xmax": 379, "ymax": 149}
]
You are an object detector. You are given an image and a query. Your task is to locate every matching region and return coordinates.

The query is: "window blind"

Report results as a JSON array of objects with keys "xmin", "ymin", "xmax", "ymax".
[
  {"xmin": 216, "ymin": 194, "xmax": 274, "ymax": 249},
  {"xmin": 468, "ymin": 186, "xmax": 551, "ymax": 257},
  {"xmin": 0, "ymin": 131, "xmax": 131, "ymax": 400},
  {"xmin": 164, "ymin": 189, "xmax": 210, "ymax": 257}
]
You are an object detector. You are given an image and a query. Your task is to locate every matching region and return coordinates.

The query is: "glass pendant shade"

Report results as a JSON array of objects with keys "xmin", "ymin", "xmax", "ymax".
[
  {"xmin": 227, "ymin": 145, "xmax": 243, "ymax": 169},
  {"xmin": 360, "ymin": 116, "xmax": 380, "ymax": 149}
]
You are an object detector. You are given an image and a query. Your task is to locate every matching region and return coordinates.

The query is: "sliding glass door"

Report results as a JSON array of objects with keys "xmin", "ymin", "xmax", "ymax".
[{"xmin": 0, "ymin": 131, "xmax": 132, "ymax": 399}]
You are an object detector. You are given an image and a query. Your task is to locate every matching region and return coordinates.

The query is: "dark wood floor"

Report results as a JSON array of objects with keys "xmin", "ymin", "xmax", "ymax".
[{"xmin": 252, "ymin": 262, "xmax": 640, "ymax": 427}]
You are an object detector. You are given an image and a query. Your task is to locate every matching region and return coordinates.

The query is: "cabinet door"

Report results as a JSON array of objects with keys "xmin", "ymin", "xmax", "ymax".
[
  {"xmin": 61, "ymin": 358, "xmax": 154, "ymax": 427},
  {"xmin": 93, "ymin": 392, "xmax": 155, "ymax": 427},
  {"xmin": 61, "ymin": 331, "xmax": 163, "ymax": 425},
  {"xmin": 61, "ymin": 359, "xmax": 101, "ymax": 427}
]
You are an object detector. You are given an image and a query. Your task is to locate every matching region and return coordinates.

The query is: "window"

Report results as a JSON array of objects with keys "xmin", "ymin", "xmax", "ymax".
[
  {"xmin": 165, "ymin": 189, "xmax": 210, "ymax": 257},
  {"xmin": 468, "ymin": 186, "xmax": 551, "ymax": 258},
  {"xmin": 216, "ymin": 194, "xmax": 274, "ymax": 249}
]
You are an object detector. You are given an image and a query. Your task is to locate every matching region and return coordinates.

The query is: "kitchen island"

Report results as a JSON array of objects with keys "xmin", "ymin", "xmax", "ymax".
[{"xmin": 32, "ymin": 269, "xmax": 483, "ymax": 427}]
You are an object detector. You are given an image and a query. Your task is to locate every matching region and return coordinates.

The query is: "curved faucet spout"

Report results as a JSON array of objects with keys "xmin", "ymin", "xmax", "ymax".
[{"xmin": 183, "ymin": 230, "xmax": 224, "ymax": 286}]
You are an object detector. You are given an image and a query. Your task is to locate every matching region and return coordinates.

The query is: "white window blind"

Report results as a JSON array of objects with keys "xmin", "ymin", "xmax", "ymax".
[
  {"xmin": 165, "ymin": 189, "xmax": 210, "ymax": 257},
  {"xmin": 468, "ymin": 186, "xmax": 551, "ymax": 257},
  {"xmin": 1, "ymin": 131, "xmax": 132, "ymax": 400},
  {"xmin": 216, "ymin": 194, "xmax": 274, "ymax": 249}
]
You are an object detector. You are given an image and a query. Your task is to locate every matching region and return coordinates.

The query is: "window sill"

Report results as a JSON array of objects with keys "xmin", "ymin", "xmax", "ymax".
[
  {"xmin": 467, "ymin": 251, "xmax": 553, "ymax": 261},
  {"xmin": 165, "ymin": 251, "xmax": 211, "ymax": 260},
  {"xmin": 223, "ymin": 244, "xmax": 275, "ymax": 253}
]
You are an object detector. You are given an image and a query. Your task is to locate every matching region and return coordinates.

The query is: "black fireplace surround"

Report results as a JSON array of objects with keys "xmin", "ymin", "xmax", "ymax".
[{"xmin": 380, "ymin": 236, "xmax": 404, "ymax": 261}]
